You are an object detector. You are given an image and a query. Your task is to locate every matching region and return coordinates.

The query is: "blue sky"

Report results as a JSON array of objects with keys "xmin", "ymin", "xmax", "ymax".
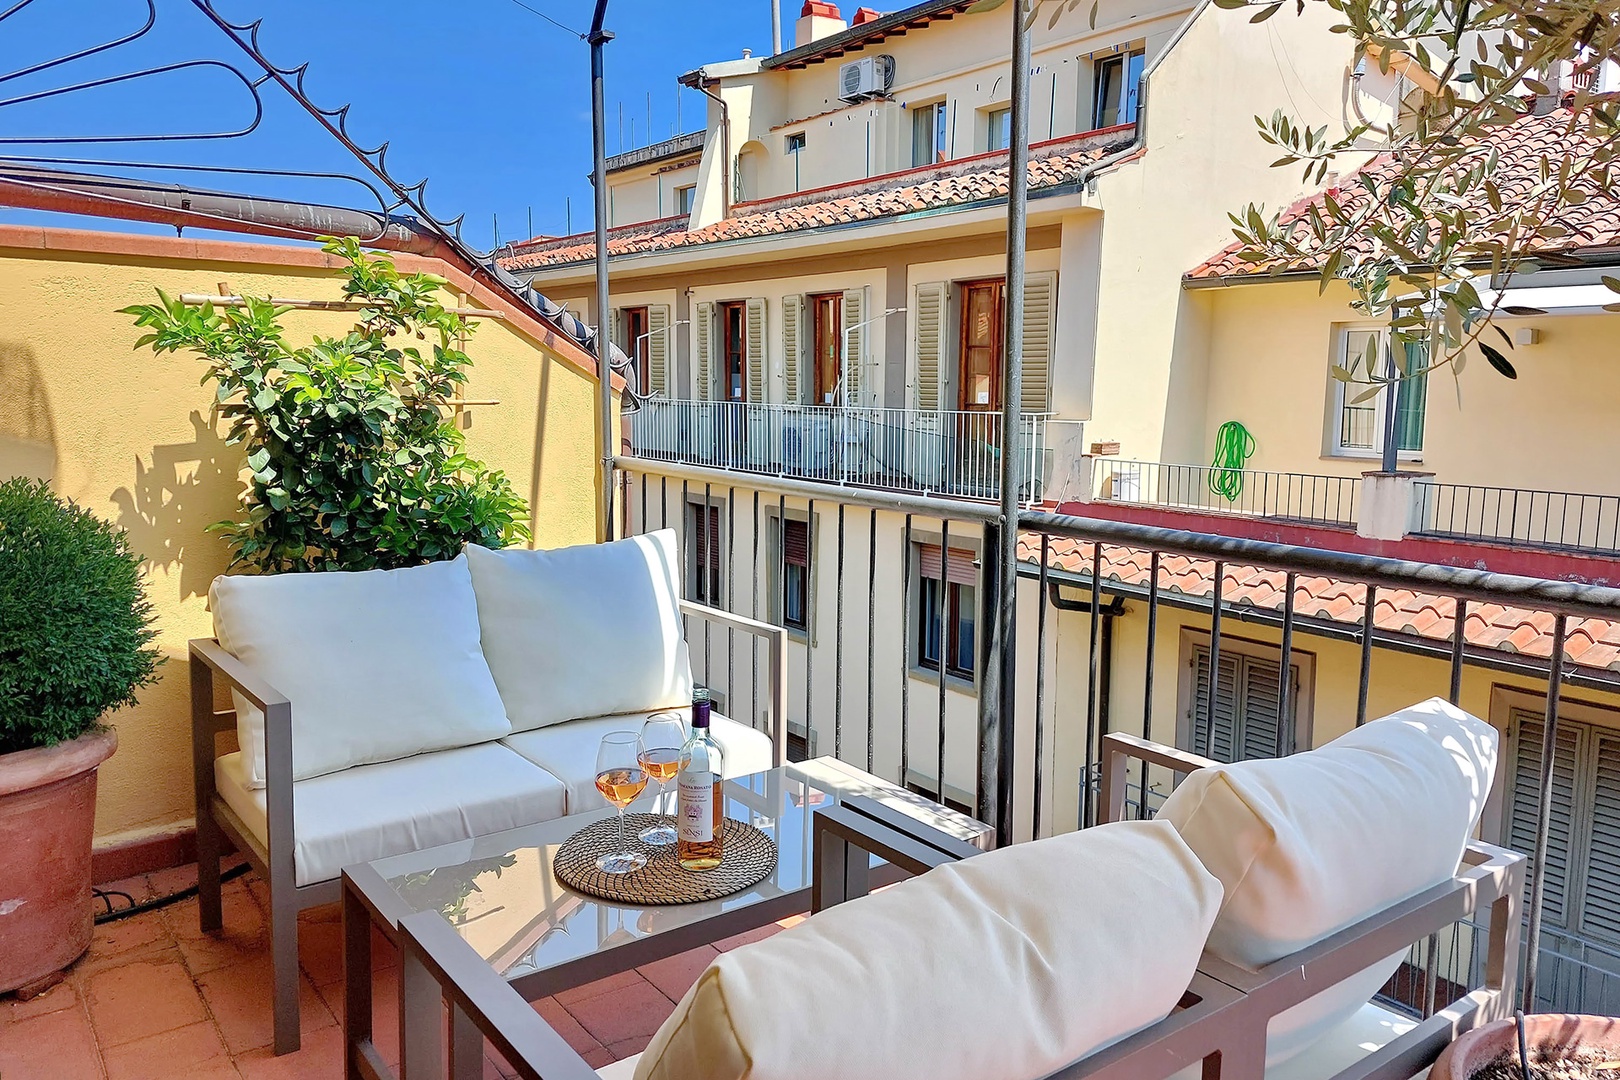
[{"xmin": 0, "ymin": 0, "xmax": 777, "ymax": 249}]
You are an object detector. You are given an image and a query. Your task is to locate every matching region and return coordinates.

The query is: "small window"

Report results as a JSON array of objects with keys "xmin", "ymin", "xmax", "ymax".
[
  {"xmin": 687, "ymin": 501, "xmax": 723, "ymax": 605},
  {"xmin": 986, "ymin": 107, "xmax": 1011, "ymax": 152},
  {"xmin": 785, "ymin": 132, "xmax": 807, "ymax": 154},
  {"xmin": 675, "ymin": 185, "xmax": 696, "ymax": 216},
  {"xmin": 781, "ymin": 519, "xmax": 810, "ymax": 632},
  {"xmin": 1182, "ymin": 642, "xmax": 1303, "ymax": 763},
  {"xmin": 911, "ymin": 101, "xmax": 948, "ymax": 166},
  {"xmin": 915, "ymin": 544, "xmax": 976, "ymax": 680},
  {"xmin": 621, "ymin": 306, "xmax": 650, "ymax": 395},
  {"xmin": 1092, "ymin": 50, "xmax": 1144, "ymax": 129},
  {"xmin": 1330, "ymin": 327, "xmax": 1429, "ymax": 458}
]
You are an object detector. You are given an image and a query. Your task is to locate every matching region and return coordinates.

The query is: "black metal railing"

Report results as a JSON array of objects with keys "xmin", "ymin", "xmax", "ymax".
[
  {"xmin": 1415, "ymin": 480, "xmax": 1620, "ymax": 555},
  {"xmin": 1094, "ymin": 457, "xmax": 1359, "ymax": 526},
  {"xmin": 620, "ymin": 454, "xmax": 1620, "ymax": 1010}
]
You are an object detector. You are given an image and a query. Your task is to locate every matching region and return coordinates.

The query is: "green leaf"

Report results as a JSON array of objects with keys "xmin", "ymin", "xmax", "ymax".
[{"xmin": 1480, "ymin": 343, "xmax": 1518, "ymax": 379}]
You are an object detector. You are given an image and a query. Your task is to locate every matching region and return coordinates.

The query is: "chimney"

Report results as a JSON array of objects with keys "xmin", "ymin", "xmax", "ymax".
[
  {"xmin": 851, "ymin": 6, "xmax": 881, "ymax": 24},
  {"xmin": 795, "ymin": 0, "xmax": 847, "ymax": 48}
]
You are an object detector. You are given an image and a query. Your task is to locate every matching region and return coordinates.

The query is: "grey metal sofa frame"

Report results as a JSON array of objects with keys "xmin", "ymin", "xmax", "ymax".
[
  {"xmin": 190, "ymin": 598, "xmax": 788, "ymax": 1056},
  {"xmin": 388, "ymin": 743, "xmax": 1525, "ymax": 1080}
]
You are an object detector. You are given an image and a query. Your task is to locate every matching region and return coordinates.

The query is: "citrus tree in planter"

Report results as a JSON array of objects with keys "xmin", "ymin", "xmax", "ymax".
[
  {"xmin": 0, "ymin": 475, "xmax": 161, "ymax": 993},
  {"xmin": 121, "ymin": 237, "xmax": 529, "ymax": 573}
]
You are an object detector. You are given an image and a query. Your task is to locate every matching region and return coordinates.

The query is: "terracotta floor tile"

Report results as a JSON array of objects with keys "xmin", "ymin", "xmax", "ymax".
[
  {"xmin": 0, "ymin": 976, "xmax": 80, "ymax": 1024},
  {"xmin": 606, "ymin": 1034, "xmax": 653, "ymax": 1060},
  {"xmin": 168, "ymin": 883, "xmax": 270, "ymax": 977},
  {"xmin": 317, "ymin": 959, "xmax": 400, "ymax": 1067},
  {"xmin": 0, "ymin": 1000, "xmax": 102, "ymax": 1079},
  {"xmin": 232, "ymin": 1023, "xmax": 344, "ymax": 1080},
  {"xmin": 195, "ymin": 955, "xmax": 334, "ymax": 1056},
  {"xmin": 85, "ymin": 909, "xmax": 173, "ymax": 967},
  {"xmin": 563, "ymin": 980, "xmax": 677, "ymax": 1047},
  {"xmin": 101, "ymin": 1020, "xmax": 234, "ymax": 1080},
  {"xmin": 97, "ymin": 875, "xmax": 156, "ymax": 907},
  {"xmin": 294, "ymin": 910, "xmax": 343, "ymax": 988},
  {"xmin": 582, "ymin": 1045, "xmax": 616, "ymax": 1070},
  {"xmin": 711, "ymin": 922, "xmax": 787, "ymax": 952},
  {"xmin": 532, "ymin": 996, "xmax": 601, "ymax": 1056},
  {"xmin": 553, "ymin": 968, "xmax": 645, "ymax": 1007},
  {"xmin": 86, "ymin": 957, "xmax": 208, "ymax": 1047},
  {"xmin": 636, "ymin": 945, "xmax": 717, "ymax": 1002},
  {"xmin": 145, "ymin": 864, "xmax": 199, "ymax": 899}
]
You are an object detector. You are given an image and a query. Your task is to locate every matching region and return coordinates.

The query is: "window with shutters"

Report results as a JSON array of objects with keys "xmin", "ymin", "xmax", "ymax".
[
  {"xmin": 768, "ymin": 510, "xmax": 814, "ymax": 636},
  {"xmin": 915, "ymin": 544, "xmax": 977, "ymax": 680},
  {"xmin": 686, "ymin": 501, "xmax": 724, "ymax": 605},
  {"xmin": 621, "ymin": 306, "xmax": 650, "ymax": 396},
  {"xmin": 809, "ymin": 293, "xmax": 842, "ymax": 405},
  {"xmin": 1177, "ymin": 635, "xmax": 1310, "ymax": 762},
  {"xmin": 1330, "ymin": 326, "xmax": 1428, "ymax": 458},
  {"xmin": 1505, "ymin": 707, "xmax": 1620, "ymax": 946},
  {"xmin": 719, "ymin": 302, "xmax": 747, "ymax": 404}
]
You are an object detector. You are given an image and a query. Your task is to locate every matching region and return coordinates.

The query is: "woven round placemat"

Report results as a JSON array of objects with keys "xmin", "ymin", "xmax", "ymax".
[{"xmin": 552, "ymin": 813, "xmax": 778, "ymax": 905}]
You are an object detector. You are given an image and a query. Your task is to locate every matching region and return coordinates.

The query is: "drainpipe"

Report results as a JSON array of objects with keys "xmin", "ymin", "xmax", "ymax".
[
  {"xmin": 684, "ymin": 75, "xmax": 732, "ymax": 219},
  {"xmin": 589, "ymin": 0, "xmax": 618, "ymax": 541}
]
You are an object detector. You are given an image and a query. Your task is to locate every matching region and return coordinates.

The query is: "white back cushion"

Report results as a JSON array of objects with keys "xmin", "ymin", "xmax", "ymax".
[
  {"xmin": 211, "ymin": 554, "xmax": 512, "ymax": 784},
  {"xmin": 465, "ymin": 531, "xmax": 693, "ymax": 732},
  {"xmin": 1157, "ymin": 697, "xmax": 1497, "ymax": 1066},
  {"xmin": 633, "ymin": 819, "xmax": 1223, "ymax": 1080}
]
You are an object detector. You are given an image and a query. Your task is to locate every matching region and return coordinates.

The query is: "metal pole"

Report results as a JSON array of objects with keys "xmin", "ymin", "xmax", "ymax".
[
  {"xmin": 770, "ymin": 0, "xmax": 783, "ymax": 54},
  {"xmin": 979, "ymin": 0, "xmax": 1029, "ymax": 848},
  {"xmin": 589, "ymin": 2, "xmax": 617, "ymax": 542},
  {"xmin": 1523, "ymin": 614, "xmax": 1568, "ymax": 1009}
]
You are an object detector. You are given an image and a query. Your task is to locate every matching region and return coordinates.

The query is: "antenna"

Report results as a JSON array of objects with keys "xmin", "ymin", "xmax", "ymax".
[
  {"xmin": 618, "ymin": 101, "xmax": 624, "ymax": 152},
  {"xmin": 492, "ymin": 212, "xmax": 499, "ymax": 248},
  {"xmin": 646, "ymin": 91, "xmax": 652, "ymax": 145},
  {"xmin": 527, "ymin": 205, "xmax": 533, "ymax": 239},
  {"xmin": 566, "ymin": 196, "xmax": 572, "ymax": 234}
]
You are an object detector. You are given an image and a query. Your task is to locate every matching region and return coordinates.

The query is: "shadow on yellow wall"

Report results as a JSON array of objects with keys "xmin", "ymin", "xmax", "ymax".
[
  {"xmin": 111, "ymin": 411, "xmax": 240, "ymax": 601},
  {"xmin": 0, "ymin": 341, "xmax": 56, "ymax": 482}
]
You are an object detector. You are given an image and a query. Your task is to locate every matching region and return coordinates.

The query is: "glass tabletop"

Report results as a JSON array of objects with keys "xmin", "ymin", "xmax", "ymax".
[{"xmin": 365, "ymin": 757, "xmax": 989, "ymax": 981}]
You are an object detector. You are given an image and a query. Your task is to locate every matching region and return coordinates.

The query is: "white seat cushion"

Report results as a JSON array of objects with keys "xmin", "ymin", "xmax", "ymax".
[
  {"xmin": 211, "ymin": 554, "xmax": 512, "ymax": 785},
  {"xmin": 1157, "ymin": 697, "xmax": 1497, "ymax": 1067},
  {"xmin": 213, "ymin": 743, "xmax": 567, "ymax": 886},
  {"xmin": 501, "ymin": 710, "xmax": 774, "ymax": 813},
  {"xmin": 633, "ymin": 819, "xmax": 1222, "ymax": 1080},
  {"xmin": 465, "ymin": 532, "xmax": 693, "ymax": 733}
]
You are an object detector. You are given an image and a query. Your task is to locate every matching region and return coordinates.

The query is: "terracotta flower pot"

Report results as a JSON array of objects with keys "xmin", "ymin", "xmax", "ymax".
[
  {"xmin": 0, "ymin": 728, "xmax": 117, "ymax": 994},
  {"xmin": 1431, "ymin": 1014, "xmax": 1620, "ymax": 1080}
]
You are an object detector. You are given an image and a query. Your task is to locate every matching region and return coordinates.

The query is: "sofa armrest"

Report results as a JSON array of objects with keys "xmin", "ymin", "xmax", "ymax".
[
  {"xmin": 1097, "ymin": 732, "xmax": 1219, "ymax": 825},
  {"xmin": 398, "ymin": 910, "xmax": 600, "ymax": 1080},
  {"xmin": 810, "ymin": 794, "xmax": 985, "ymax": 912},
  {"xmin": 678, "ymin": 599, "xmax": 788, "ymax": 767}
]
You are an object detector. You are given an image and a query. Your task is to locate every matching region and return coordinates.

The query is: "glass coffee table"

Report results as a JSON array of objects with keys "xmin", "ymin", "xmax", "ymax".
[{"xmin": 341, "ymin": 758, "xmax": 990, "ymax": 1080}]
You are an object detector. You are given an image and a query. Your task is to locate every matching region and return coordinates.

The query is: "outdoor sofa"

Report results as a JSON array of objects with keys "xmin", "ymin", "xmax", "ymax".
[
  {"xmin": 397, "ymin": 697, "xmax": 1524, "ymax": 1080},
  {"xmin": 188, "ymin": 529, "xmax": 787, "ymax": 1054}
]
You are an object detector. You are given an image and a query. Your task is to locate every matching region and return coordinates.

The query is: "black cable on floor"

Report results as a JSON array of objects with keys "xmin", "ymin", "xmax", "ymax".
[{"xmin": 92, "ymin": 862, "xmax": 253, "ymax": 925}]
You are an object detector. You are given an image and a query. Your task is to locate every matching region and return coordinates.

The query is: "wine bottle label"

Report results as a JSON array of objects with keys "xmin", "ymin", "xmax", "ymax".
[{"xmin": 678, "ymin": 773, "xmax": 714, "ymax": 843}]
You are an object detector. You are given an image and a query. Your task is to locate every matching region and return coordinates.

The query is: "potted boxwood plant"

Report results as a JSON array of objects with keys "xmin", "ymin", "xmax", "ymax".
[{"xmin": 0, "ymin": 476, "xmax": 161, "ymax": 994}]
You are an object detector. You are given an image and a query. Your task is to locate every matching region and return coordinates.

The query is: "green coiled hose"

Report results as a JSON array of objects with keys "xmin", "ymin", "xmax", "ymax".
[{"xmin": 1209, "ymin": 420, "xmax": 1256, "ymax": 502}]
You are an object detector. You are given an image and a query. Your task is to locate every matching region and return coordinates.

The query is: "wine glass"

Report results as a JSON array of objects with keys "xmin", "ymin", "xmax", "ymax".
[
  {"xmin": 594, "ymin": 731, "xmax": 649, "ymax": 874},
  {"xmin": 638, "ymin": 713, "xmax": 687, "ymax": 846}
]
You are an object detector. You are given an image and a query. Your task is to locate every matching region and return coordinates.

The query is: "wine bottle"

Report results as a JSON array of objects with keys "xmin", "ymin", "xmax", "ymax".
[{"xmin": 676, "ymin": 688, "xmax": 725, "ymax": 871}]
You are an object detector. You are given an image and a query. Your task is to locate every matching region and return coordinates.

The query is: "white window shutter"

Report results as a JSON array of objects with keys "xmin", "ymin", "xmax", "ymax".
[
  {"xmin": 647, "ymin": 304, "xmax": 670, "ymax": 395},
  {"xmin": 913, "ymin": 282, "xmax": 946, "ymax": 410},
  {"xmin": 841, "ymin": 288, "xmax": 865, "ymax": 405},
  {"xmin": 609, "ymin": 307, "xmax": 624, "ymax": 351},
  {"xmin": 746, "ymin": 298, "xmax": 768, "ymax": 404},
  {"xmin": 1509, "ymin": 711, "xmax": 1582, "ymax": 929},
  {"xmin": 1191, "ymin": 647, "xmax": 1241, "ymax": 763},
  {"xmin": 1021, "ymin": 271, "xmax": 1056, "ymax": 414},
  {"xmin": 782, "ymin": 294, "xmax": 804, "ymax": 404},
  {"xmin": 1582, "ymin": 729, "xmax": 1620, "ymax": 941},
  {"xmin": 695, "ymin": 301, "xmax": 713, "ymax": 401}
]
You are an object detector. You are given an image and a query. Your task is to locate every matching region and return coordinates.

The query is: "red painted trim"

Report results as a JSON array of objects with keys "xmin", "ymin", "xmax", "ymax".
[
  {"xmin": 92, "ymin": 826, "xmax": 197, "ymax": 885},
  {"xmin": 1053, "ymin": 500, "xmax": 1620, "ymax": 586}
]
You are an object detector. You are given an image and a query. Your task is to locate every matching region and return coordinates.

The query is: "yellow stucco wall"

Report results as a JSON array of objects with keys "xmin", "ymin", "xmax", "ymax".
[
  {"xmin": 1197, "ymin": 279, "xmax": 1620, "ymax": 495},
  {"xmin": 0, "ymin": 230, "xmax": 605, "ymax": 847}
]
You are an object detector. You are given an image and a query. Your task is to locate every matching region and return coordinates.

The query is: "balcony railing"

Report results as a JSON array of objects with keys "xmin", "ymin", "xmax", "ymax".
[
  {"xmin": 1095, "ymin": 457, "xmax": 1359, "ymax": 526},
  {"xmin": 1415, "ymin": 480, "xmax": 1620, "ymax": 556},
  {"xmin": 627, "ymin": 398, "xmax": 1083, "ymax": 506}
]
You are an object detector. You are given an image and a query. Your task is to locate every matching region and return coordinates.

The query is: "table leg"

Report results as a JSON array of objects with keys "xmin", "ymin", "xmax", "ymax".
[
  {"xmin": 449, "ymin": 1002, "xmax": 483, "ymax": 1080},
  {"xmin": 400, "ymin": 946, "xmax": 447, "ymax": 1080},
  {"xmin": 343, "ymin": 878, "xmax": 374, "ymax": 1080}
]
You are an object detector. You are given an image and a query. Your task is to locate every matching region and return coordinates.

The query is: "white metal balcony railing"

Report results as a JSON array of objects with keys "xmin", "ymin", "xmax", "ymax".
[
  {"xmin": 628, "ymin": 399, "xmax": 1083, "ymax": 506},
  {"xmin": 1094, "ymin": 457, "xmax": 1360, "ymax": 527}
]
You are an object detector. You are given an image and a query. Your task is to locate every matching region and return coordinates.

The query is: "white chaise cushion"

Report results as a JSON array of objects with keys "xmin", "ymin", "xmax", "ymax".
[
  {"xmin": 633, "ymin": 818, "xmax": 1223, "ymax": 1080},
  {"xmin": 213, "ymin": 743, "xmax": 568, "ymax": 886},
  {"xmin": 501, "ymin": 709, "xmax": 774, "ymax": 812},
  {"xmin": 210, "ymin": 554, "xmax": 511, "ymax": 785},
  {"xmin": 465, "ymin": 532, "xmax": 693, "ymax": 733},
  {"xmin": 1157, "ymin": 696, "xmax": 1497, "ymax": 1067}
]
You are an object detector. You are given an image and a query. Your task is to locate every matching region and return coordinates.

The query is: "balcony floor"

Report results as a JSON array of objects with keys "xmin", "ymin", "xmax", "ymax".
[{"xmin": 0, "ymin": 861, "xmax": 796, "ymax": 1079}]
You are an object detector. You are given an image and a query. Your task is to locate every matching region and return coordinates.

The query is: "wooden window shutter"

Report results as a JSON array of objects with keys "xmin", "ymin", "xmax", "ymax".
[
  {"xmin": 694, "ymin": 301, "xmax": 713, "ymax": 401},
  {"xmin": 842, "ymin": 288, "xmax": 865, "ymax": 404},
  {"xmin": 1021, "ymin": 271, "xmax": 1056, "ymax": 414},
  {"xmin": 1238, "ymin": 655, "xmax": 1286, "ymax": 761},
  {"xmin": 610, "ymin": 307, "xmax": 625, "ymax": 351},
  {"xmin": 646, "ymin": 304, "xmax": 670, "ymax": 395},
  {"xmin": 782, "ymin": 294, "xmax": 804, "ymax": 404},
  {"xmin": 746, "ymin": 298, "xmax": 768, "ymax": 404},
  {"xmin": 783, "ymin": 518, "xmax": 809, "ymax": 567},
  {"xmin": 1190, "ymin": 647, "xmax": 1241, "ymax": 763},
  {"xmin": 913, "ymin": 281, "xmax": 946, "ymax": 411},
  {"xmin": 1582, "ymin": 729, "xmax": 1620, "ymax": 941},
  {"xmin": 1508, "ymin": 710, "xmax": 1583, "ymax": 929},
  {"xmin": 918, "ymin": 544, "xmax": 975, "ymax": 586}
]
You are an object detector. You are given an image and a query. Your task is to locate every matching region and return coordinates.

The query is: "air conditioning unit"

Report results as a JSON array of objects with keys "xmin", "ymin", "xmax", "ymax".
[{"xmin": 837, "ymin": 55, "xmax": 895, "ymax": 103}]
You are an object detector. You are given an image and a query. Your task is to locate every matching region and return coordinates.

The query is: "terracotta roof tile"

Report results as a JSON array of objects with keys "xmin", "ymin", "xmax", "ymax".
[
  {"xmin": 500, "ymin": 129, "xmax": 1135, "ymax": 271},
  {"xmin": 1019, "ymin": 533, "xmax": 1617, "ymax": 676},
  {"xmin": 1187, "ymin": 103, "xmax": 1620, "ymax": 280}
]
